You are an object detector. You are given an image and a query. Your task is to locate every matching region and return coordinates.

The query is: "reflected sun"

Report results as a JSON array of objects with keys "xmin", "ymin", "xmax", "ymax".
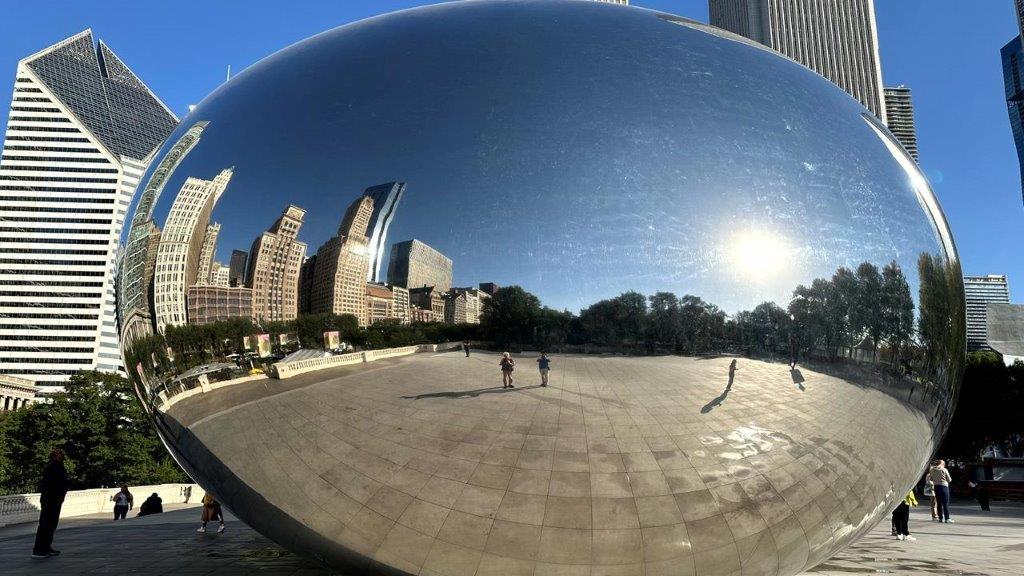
[{"xmin": 729, "ymin": 230, "xmax": 790, "ymax": 280}]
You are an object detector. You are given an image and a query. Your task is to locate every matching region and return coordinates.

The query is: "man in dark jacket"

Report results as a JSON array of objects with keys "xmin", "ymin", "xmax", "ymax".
[{"xmin": 32, "ymin": 448, "xmax": 69, "ymax": 559}]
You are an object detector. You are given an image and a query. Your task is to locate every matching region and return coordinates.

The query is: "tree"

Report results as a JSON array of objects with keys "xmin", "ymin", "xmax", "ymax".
[
  {"xmin": 0, "ymin": 371, "xmax": 186, "ymax": 495},
  {"xmin": 880, "ymin": 261, "xmax": 914, "ymax": 365},
  {"xmin": 852, "ymin": 262, "xmax": 884, "ymax": 360},
  {"xmin": 480, "ymin": 286, "xmax": 543, "ymax": 348}
]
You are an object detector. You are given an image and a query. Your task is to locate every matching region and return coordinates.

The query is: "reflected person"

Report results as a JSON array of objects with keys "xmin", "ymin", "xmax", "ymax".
[
  {"xmin": 463, "ymin": 340, "xmax": 470, "ymax": 357},
  {"xmin": 728, "ymin": 359, "xmax": 738, "ymax": 389},
  {"xmin": 537, "ymin": 353, "xmax": 551, "ymax": 387},
  {"xmin": 500, "ymin": 352, "xmax": 516, "ymax": 389}
]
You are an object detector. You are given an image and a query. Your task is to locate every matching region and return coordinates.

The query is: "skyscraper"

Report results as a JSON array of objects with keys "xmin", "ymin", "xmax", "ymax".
[
  {"xmin": 963, "ymin": 275, "xmax": 1011, "ymax": 351},
  {"xmin": 119, "ymin": 121, "xmax": 207, "ymax": 349},
  {"xmin": 387, "ymin": 239, "xmax": 453, "ymax": 293},
  {"xmin": 195, "ymin": 222, "xmax": 221, "ymax": 285},
  {"xmin": 228, "ymin": 249, "xmax": 248, "ymax": 287},
  {"xmin": 308, "ymin": 196, "xmax": 374, "ymax": 323},
  {"xmin": 361, "ymin": 182, "xmax": 405, "ymax": 282},
  {"xmin": 0, "ymin": 30, "xmax": 177, "ymax": 386},
  {"xmin": 246, "ymin": 205, "xmax": 307, "ymax": 323},
  {"xmin": 1003, "ymin": 36, "xmax": 1024, "ymax": 204},
  {"xmin": 152, "ymin": 169, "xmax": 232, "ymax": 332},
  {"xmin": 883, "ymin": 86, "xmax": 919, "ymax": 161},
  {"xmin": 708, "ymin": 0, "xmax": 887, "ymax": 122}
]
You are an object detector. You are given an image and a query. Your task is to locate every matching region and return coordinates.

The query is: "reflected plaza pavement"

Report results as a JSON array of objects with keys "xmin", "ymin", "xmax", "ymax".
[{"xmin": 151, "ymin": 350, "xmax": 935, "ymax": 576}]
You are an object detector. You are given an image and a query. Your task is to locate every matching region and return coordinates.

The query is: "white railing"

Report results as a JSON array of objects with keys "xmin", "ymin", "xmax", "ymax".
[
  {"xmin": 0, "ymin": 483, "xmax": 200, "ymax": 527},
  {"xmin": 271, "ymin": 342, "xmax": 463, "ymax": 379}
]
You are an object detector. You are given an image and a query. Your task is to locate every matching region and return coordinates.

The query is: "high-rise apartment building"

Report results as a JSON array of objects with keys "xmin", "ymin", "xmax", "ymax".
[
  {"xmin": 0, "ymin": 30, "xmax": 177, "ymax": 386},
  {"xmin": 246, "ymin": 205, "xmax": 307, "ymax": 323},
  {"xmin": 152, "ymin": 169, "xmax": 232, "ymax": 332},
  {"xmin": 709, "ymin": 0, "xmax": 887, "ymax": 122},
  {"xmin": 445, "ymin": 287, "xmax": 488, "ymax": 324},
  {"xmin": 1003, "ymin": 36, "xmax": 1024, "ymax": 205},
  {"xmin": 210, "ymin": 262, "xmax": 230, "ymax": 288},
  {"xmin": 883, "ymin": 86, "xmax": 919, "ymax": 161},
  {"xmin": 308, "ymin": 196, "xmax": 374, "ymax": 324},
  {"xmin": 387, "ymin": 239, "xmax": 453, "ymax": 293},
  {"xmin": 964, "ymin": 275, "xmax": 1011, "ymax": 351},
  {"xmin": 361, "ymin": 182, "xmax": 405, "ymax": 282}
]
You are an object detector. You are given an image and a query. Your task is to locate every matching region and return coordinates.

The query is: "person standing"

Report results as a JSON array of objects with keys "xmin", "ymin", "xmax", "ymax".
[
  {"xmin": 499, "ymin": 352, "xmax": 515, "ymax": 389},
  {"xmin": 32, "ymin": 449, "xmax": 69, "ymax": 559},
  {"xmin": 728, "ymin": 359, "xmax": 738, "ymax": 388},
  {"xmin": 463, "ymin": 340, "xmax": 471, "ymax": 357},
  {"xmin": 197, "ymin": 491, "xmax": 226, "ymax": 533},
  {"xmin": 928, "ymin": 460, "xmax": 953, "ymax": 523},
  {"xmin": 537, "ymin": 353, "xmax": 551, "ymax": 387},
  {"xmin": 892, "ymin": 491, "xmax": 917, "ymax": 541},
  {"xmin": 111, "ymin": 485, "xmax": 133, "ymax": 520}
]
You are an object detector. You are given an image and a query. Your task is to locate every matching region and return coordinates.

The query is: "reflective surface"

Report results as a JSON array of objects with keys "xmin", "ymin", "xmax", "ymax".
[{"xmin": 117, "ymin": 1, "xmax": 964, "ymax": 575}]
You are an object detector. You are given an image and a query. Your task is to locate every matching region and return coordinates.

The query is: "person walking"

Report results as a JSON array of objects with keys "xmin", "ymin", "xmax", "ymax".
[
  {"xmin": 32, "ymin": 448, "xmax": 69, "ymax": 559},
  {"xmin": 927, "ymin": 459, "xmax": 953, "ymax": 523},
  {"xmin": 537, "ymin": 353, "xmax": 551, "ymax": 387},
  {"xmin": 111, "ymin": 485, "xmax": 134, "ymax": 520},
  {"xmin": 499, "ymin": 352, "xmax": 515, "ymax": 389},
  {"xmin": 892, "ymin": 490, "xmax": 918, "ymax": 541},
  {"xmin": 197, "ymin": 491, "xmax": 226, "ymax": 533},
  {"xmin": 463, "ymin": 340, "xmax": 471, "ymax": 357},
  {"xmin": 138, "ymin": 493, "xmax": 163, "ymax": 516},
  {"xmin": 728, "ymin": 359, "xmax": 738, "ymax": 388}
]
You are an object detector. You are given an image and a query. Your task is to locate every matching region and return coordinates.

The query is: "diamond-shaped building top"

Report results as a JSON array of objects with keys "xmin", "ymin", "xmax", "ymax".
[{"xmin": 23, "ymin": 29, "xmax": 177, "ymax": 160}]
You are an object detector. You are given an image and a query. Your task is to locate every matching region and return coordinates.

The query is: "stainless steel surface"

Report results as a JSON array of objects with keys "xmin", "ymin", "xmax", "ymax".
[{"xmin": 117, "ymin": 1, "xmax": 964, "ymax": 574}]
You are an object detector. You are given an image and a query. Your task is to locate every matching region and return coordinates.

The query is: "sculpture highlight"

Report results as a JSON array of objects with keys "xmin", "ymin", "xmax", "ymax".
[{"xmin": 118, "ymin": 2, "xmax": 964, "ymax": 575}]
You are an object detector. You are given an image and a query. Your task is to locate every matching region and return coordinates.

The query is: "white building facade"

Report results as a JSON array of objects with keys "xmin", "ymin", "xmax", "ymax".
[{"xmin": 0, "ymin": 30, "xmax": 176, "ymax": 388}]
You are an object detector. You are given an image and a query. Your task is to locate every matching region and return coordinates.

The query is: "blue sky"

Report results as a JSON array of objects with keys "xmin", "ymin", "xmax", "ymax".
[{"xmin": 1, "ymin": 0, "xmax": 1021, "ymax": 302}]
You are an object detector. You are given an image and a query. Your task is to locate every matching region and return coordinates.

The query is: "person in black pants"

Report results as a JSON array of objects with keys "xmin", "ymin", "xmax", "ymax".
[
  {"xmin": 463, "ymin": 341, "xmax": 470, "ymax": 357},
  {"xmin": 32, "ymin": 448, "xmax": 69, "ymax": 559}
]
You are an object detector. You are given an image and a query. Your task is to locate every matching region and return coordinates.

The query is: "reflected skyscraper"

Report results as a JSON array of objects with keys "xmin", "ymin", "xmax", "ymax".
[
  {"xmin": 1003, "ymin": 36, "xmax": 1024, "ymax": 204},
  {"xmin": 361, "ymin": 182, "xmax": 405, "ymax": 282},
  {"xmin": 709, "ymin": 0, "xmax": 887, "ymax": 122},
  {"xmin": 964, "ymin": 274, "xmax": 1010, "ymax": 351},
  {"xmin": 153, "ymin": 169, "xmax": 233, "ymax": 332},
  {"xmin": 0, "ymin": 30, "xmax": 176, "ymax": 386},
  {"xmin": 309, "ymin": 196, "xmax": 373, "ymax": 323},
  {"xmin": 195, "ymin": 222, "xmax": 221, "ymax": 285},
  {"xmin": 387, "ymin": 239, "xmax": 453, "ymax": 293},
  {"xmin": 228, "ymin": 249, "xmax": 248, "ymax": 287},
  {"xmin": 246, "ymin": 205, "xmax": 307, "ymax": 323},
  {"xmin": 120, "ymin": 121, "xmax": 208, "ymax": 348}
]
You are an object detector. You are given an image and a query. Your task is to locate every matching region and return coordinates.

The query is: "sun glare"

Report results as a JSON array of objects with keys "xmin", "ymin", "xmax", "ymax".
[{"xmin": 729, "ymin": 230, "xmax": 790, "ymax": 280}]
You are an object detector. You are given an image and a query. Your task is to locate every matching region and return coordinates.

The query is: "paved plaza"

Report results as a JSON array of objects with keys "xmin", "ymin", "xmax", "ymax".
[
  {"xmin": 0, "ymin": 501, "xmax": 1019, "ymax": 575},
  {"xmin": 144, "ymin": 350, "xmax": 942, "ymax": 575}
]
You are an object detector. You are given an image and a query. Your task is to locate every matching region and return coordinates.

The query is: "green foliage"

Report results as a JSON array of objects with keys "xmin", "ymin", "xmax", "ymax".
[
  {"xmin": 481, "ymin": 286, "xmax": 544, "ymax": 348},
  {"xmin": 938, "ymin": 352, "xmax": 1024, "ymax": 461},
  {"xmin": 0, "ymin": 371, "xmax": 186, "ymax": 496}
]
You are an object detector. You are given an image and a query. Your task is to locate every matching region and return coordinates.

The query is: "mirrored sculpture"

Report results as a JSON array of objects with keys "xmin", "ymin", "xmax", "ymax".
[{"xmin": 118, "ymin": 1, "xmax": 964, "ymax": 575}]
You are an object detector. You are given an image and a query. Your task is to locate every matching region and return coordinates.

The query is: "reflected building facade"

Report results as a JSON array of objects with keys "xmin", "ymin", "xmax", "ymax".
[
  {"xmin": 0, "ymin": 30, "xmax": 176, "ymax": 385},
  {"xmin": 387, "ymin": 239, "xmax": 452, "ymax": 292},
  {"xmin": 445, "ymin": 287, "xmax": 487, "ymax": 324},
  {"xmin": 187, "ymin": 285, "xmax": 253, "ymax": 325},
  {"xmin": 361, "ymin": 182, "xmax": 405, "ymax": 282},
  {"xmin": 245, "ymin": 205, "xmax": 307, "ymax": 323},
  {"xmin": 964, "ymin": 274, "xmax": 1010, "ymax": 351},
  {"xmin": 194, "ymin": 222, "xmax": 220, "ymax": 285},
  {"xmin": 308, "ymin": 196, "xmax": 373, "ymax": 324},
  {"xmin": 1003, "ymin": 36, "xmax": 1024, "ymax": 204},
  {"xmin": 228, "ymin": 249, "xmax": 248, "ymax": 287},
  {"xmin": 152, "ymin": 169, "xmax": 233, "ymax": 331}
]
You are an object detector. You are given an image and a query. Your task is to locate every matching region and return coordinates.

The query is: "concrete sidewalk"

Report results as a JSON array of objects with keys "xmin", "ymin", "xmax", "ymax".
[{"xmin": 0, "ymin": 500, "xmax": 1019, "ymax": 575}]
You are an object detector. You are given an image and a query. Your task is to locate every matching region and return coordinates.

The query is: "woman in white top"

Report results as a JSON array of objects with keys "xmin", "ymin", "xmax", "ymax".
[{"xmin": 110, "ymin": 485, "xmax": 133, "ymax": 520}]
